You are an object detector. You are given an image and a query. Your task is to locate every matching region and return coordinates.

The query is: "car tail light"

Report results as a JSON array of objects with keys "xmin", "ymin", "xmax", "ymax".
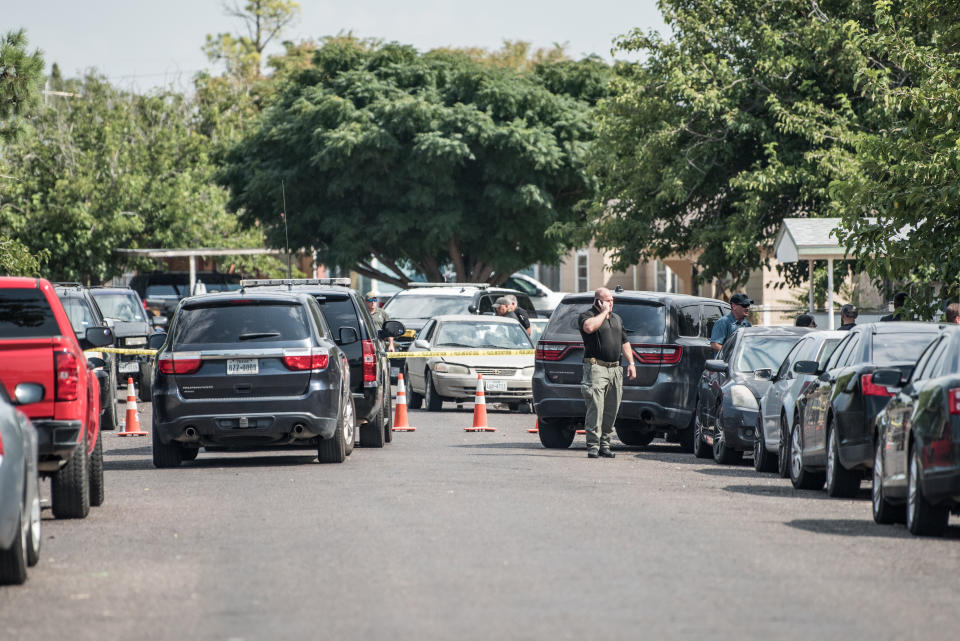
[
  {"xmin": 632, "ymin": 344, "xmax": 683, "ymax": 365},
  {"xmin": 948, "ymin": 388, "xmax": 960, "ymax": 415},
  {"xmin": 535, "ymin": 341, "xmax": 582, "ymax": 361},
  {"xmin": 861, "ymin": 373, "xmax": 893, "ymax": 397},
  {"xmin": 157, "ymin": 352, "xmax": 202, "ymax": 375},
  {"xmin": 361, "ymin": 339, "xmax": 376, "ymax": 383},
  {"xmin": 54, "ymin": 350, "xmax": 80, "ymax": 401},
  {"xmin": 282, "ymin": 349, "xmax": 329, "ymax": 371}
]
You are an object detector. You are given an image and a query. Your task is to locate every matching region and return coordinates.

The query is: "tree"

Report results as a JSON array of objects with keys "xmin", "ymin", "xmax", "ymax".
[
  {"xmin": 0, "ymin": 29, "xmax": 44, "ymax": 143},
  {"xmin": 203, "ymin": 0, "xmax": 301, "ymax": 81},
  {"xmin": 221, "ymin": 39, "xmax": 610, "ymax": 287},
  {"xmin": 581, "ymin": 1, "xmax": 874, "ymax": 291}
]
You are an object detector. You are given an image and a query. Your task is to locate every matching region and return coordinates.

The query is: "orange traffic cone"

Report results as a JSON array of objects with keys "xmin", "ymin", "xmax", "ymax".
[
  {"xmin": 392, "ymin": 373, "xmax": 416, "ymax": 432},
  {"xmin": 117, "ymin": 377, "xmax": 147, "ymax": 437},
  {"xmin": 577, "ymin": 429, "xmax": 586, "ymax": 435},
  {"xmin": 527, "ymin": 418, "xmax": 539, "ymax": 433},
  {"xmin": 464, "ymin": 374, "xmax": 496, "ymax": 432}
]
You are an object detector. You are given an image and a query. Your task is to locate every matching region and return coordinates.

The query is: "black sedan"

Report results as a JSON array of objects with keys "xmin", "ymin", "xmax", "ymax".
[
  {"xmin": 693, "ymin": 326, "xmax": 810, "ymax": 464},
  {"xmin": 872, "ymin": 325, "xmax": 960, "ymax": 535},
  {"xmin": 149, "ymin": 291, "xmax": 354, "ymax": 466},
  {"xmin": 790, "ymin": 322, "xmax": 940, "ymax": 496}
]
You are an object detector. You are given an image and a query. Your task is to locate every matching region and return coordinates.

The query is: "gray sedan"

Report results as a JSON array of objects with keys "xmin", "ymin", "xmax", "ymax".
[{"xmin": 0, "ymin": 381, "xmax": 42, "ymax": 585}]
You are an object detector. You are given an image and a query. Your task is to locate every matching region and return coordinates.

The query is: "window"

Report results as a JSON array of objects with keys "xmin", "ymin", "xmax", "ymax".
[
  {"xmin": 537, "ymin": 264, "xmax": 561, "ymax": 291},
  {"xmin": 60, "ymin": 297, "xmax": 97, "ymax": 335},
  {"xmin": 655, "ymin": 260, "xmax": 679, "ymax": 293},
  {"xmin": 543, "ymin": 300, "xmax": 665, "ymax": 339},
  {"xmin": 816, "ymin": 338, "xmax": 843, "ymax": 369},
  {"xmin": 778, "ymin": 338, "xmax": 808, "ymax": 379},
  {"xmin": 420, "ymin": 320, "xmax": 436, "ymax": 342},
  {"xmin": 825, "ymin": 335, "xmax": 851, "ymax": 371},
  {"xmin": 478, "ymin": 296, "xmax": 494, "ymax": 314},
  {"xmin": 734, "ymin": 336, "xmax": 802, "ymax": 373},
  {"xmin": 872, "ymin": 333, "xmax": 936, "ymax": 365},
  {"xmin": 575, "ymin": 249, "xmax": 589, "ymax": 293},
  {"xmin": 836, "ymin": 335, "xmax": 862, "ymax": 366},
  {"xmin": 677, "ymin": 305, "xmax": 700, "ymax": 337},
  {"xmin": 502, "ymin": 277, "xmax": 538, "ymax": 296},
  {"xmin": 313, "ymin": 294, "xmax": 358, "ymax": 339},
  {"xmin": 910, "ymin": 339, "xmax": 939, "ymax": 382},
  {"xmin": 434, "ymin": 321, "xmax": 530, "ymax": 349},
  {"xmin": 173, "ymin": 302, "xmax": 310, "ymax": 345},
  {"xmin": 91, "ymin": 292, "xmax": 148, "ymax": 323},
  {"xmin": 383, "ymin": 295, "xmax": 470, "ymax": 318},
  {"xmin": 701, "ymin": 305, "xmax": 725, "ymax": 338},
  {"xmin": 0, "ymin": 289, "xmax": 59, "ymax": 339}
]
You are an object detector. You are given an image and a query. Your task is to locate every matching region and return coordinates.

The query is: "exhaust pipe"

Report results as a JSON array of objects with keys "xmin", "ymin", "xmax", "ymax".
[
  {"xmin": 292, "ymin": 423, "xmax": 306, "ymax": 436},
  {"xmin": 641, "ymin": 410, "xmax": 654, "ymax": 424},
  {"xmin": 184, "ymin": 426, "xmax": 198, "ymax": 440}
]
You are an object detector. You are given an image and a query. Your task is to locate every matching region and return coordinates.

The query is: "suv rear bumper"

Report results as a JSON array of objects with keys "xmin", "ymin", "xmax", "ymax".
[
  {"xmin": 533, "ymin": 397, "xmax": 691, "ymax": 431},
  {"xmin": 33, "ymin": 419, "xmax": 83, "ymax": 468},
  {"xmin": 155, "ymin": 412, "xmax": 338, "ymax": 447}
]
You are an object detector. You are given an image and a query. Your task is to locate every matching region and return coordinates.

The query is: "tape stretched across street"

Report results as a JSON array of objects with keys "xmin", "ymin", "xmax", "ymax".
[
  {"xmin": 83, "ymin": 347, "xmax": 535, "ymax": 359},
  {"xmin": 84, "ymin": 347, "xmax": 158, "ymax": 356}
]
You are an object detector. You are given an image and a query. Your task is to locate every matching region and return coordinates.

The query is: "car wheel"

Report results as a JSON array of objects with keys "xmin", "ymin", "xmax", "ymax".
[
  {"xmin": 343, "ymin": 394, "xmax": 356, "ymax": 456},
  {"xmin": 318, "ymin": 392, "xmax": 353, "ymax": 464},
  {"xmin": 181, "ymin": 447, "xmax": 199, "ymax": 462},
  {"xmin": 677, "ymin": 412, "xmax": 695, "ymax": 451},
  {"xmin": 404, "ymin": 367, "xmax": 423, "ymax": 410},
  {"xmin": 152, "ymin": 417, "xmax": 183, "ymax": 469},
  {"xmin": 138, "ymin": 365, "xmax": 153, "ymax": 403},
  {"xmin": 872, "ymin": 436, "xmax": 904, "ymax": 525},
  {"xmin": 425, "ymin": 372, "xmax": 443, "ymax": 412},
  {"xmin": 51, "ymin": 431, "xmax": 91, "ymax": 519},
  {"xmin": 753, "ymin": 415, "xmax": 777, "ymax": 473},
  {"xmin": 383, "ymin": 390, "xmax": 393, "ymax": 443},
  {"xmin": 692, "ymin": 410, "xmax": 711, "ymax": 459},
  {"xmin": 789, "ymin": 421, "xmax": 825, "ymax": 490},
  {"xmin": 0, "ymin": 503, "xmax": 27, "ymax": 585},
  {"xmin": 359, "ymin": 394, "xmax": 387, "ymax": 448},
  {"xmin": 906, "ymin": 442, "xmax": 949, "ymax": 536},
  {"xmin": 615, "ymin": 425, "xmax": 655, "ymax": 448},
  {"xmin": 25, "ymin": 479, "xmax": 40, "ymax": 568},
  {"xmin": 825, "ymin": 422, "xmax": 860, "ymax": 498},
  {"xmin": 88, "ymin": 431, "xmax": 105, "ymax": 507},
  {"xmin": 538, "ymin": 416, "xmax": 575, "ymax": 449},
  {"xmin": 777, "ymin": 413, "xmax": 792, "ymax": 479},
  {"xmin": 712, "ymin": 406, "xmax": 742, "ymax": 465}
]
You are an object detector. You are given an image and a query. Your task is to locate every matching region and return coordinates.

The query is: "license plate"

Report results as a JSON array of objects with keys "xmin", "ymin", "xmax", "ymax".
[
  {"xmin": 485, "ymin": 380, "xmax": 507, "ymax": 392},
  {"xmin": 227, "ymin": 359, "xmax": 259, "ymax": 375},
  {"xmin": 391, "ymin": 366, "xmax": 400, "ymax": 377},
  {"xmin": 119, "ymin": 362, "xmax": 140, "ymax": 373}
]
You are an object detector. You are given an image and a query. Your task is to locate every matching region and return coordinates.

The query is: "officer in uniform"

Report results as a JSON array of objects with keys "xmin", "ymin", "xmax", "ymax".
[
  {"xmin": 838, "ymin": 303, "xmax": 858, "ymax": 330},
  {"xmin": 710, "ymin": 293, "xmax": 752, "ymax": 353},
  {"xmin": 365, "ymin": 292, "xmax": 396, "ymax": 352},
  {"xmin": 578, "ymin": 287, "xmax": 637, "ymax": 459}
]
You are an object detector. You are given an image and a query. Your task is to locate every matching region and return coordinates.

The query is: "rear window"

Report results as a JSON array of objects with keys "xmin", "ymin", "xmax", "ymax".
[
  {"xmin": 173, "ymin": 302, "xmax": 310, "ymax": 345},
  {"xmin": 544, "ymin": 301, "xmax": 665, "ymax": 339},
  {"xmin": 872, "ymin": 333, "xmax": 937, "ymax": 364},
  {"xmin": 0, "ymin": 289, "xmax": 60, "ymax": 338}
]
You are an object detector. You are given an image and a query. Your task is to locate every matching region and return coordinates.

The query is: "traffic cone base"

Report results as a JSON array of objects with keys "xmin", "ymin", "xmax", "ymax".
[
  {"xmin": 392, "ymin": 373, "xmax": 416, "ymax": 432},
  {"xmin": 465, "ymin": 374, "xmax": 496, "ymax": 432},
  {"xmin": 527, "ymin": 417, "xmax": 539, "ymax": 433},
  {"xmin": 117, "ymin": 377, "xmax": 147, "ymax": 436}
]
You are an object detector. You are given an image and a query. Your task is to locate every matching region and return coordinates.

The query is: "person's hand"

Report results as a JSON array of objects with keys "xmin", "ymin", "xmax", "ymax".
[{"xmin": 626, "ymin": 364, "xmax": 637, "ymax": 380}]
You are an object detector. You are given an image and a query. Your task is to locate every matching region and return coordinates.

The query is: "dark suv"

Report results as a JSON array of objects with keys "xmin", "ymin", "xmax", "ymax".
[
  {"xmin": 129, "ymin": 271, "xmax": 243, "ymax": 321},
  {"xmin": 533, "ymin": 291, "xmax": 730, "ymax": 450},
  {"xmin": 240, "ymin": 279, "xmax": 405, "ymax": 448},
  {"xmin": 90, "ymin": 286, "xmax": 157, "ymax": 401},
  {"xmin": 150, "ymin": 290, "xmax": 355, "ymax": 466}
]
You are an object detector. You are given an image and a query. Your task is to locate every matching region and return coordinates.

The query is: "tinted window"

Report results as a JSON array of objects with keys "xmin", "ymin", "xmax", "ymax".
[
  {"xmin": 825, "ymin": 335, "xmax": 850, "ymax": 370},
  {"xmin": 734, "ymin": 336, "xmax": 803, "ymax": 373},
  {"xmin": 316, "ymin": 295, "xmax": 361, "ymax": 338},
  {"xmin": 92, "ymin": 292, "xmax": 147, "ymax": 322},
  {"xmin": 146, "ymin": 284, "xmax": 187, "ymax": 298},
  {"xmin": 816, "ymin": 338, "xmax": 843, "ymax": 369},
  {"xmin": 384, "ymin": 295, "xmax": 471, "ymax": 319},
  {"xmin": 502, "ymin": 277, "xmax": 538, "ymax": 296},
  {"xmin": 434, "ymin": 321, "xmax": 531, "ymax": 349},
  {"xmin": 544, "ymin": 301, "xmax": 665, "ymax": 339},
  {"xmin": 678, "ymin": 305, "xmax": 700, "ymax": 337},
  {"xmin": 60, "ymin": 297, "xmax": 97, "ymax": 334},
  {"xmin": 478, "ymin": 296, "xmax": 494, "ymax": 314},
  {"xmin": 702, "ymin": 305, "xmax": 725, "ymax": 337},
  {"xmin": 778, "ymin": 338, "xmax": 808, "ymax": 378},
  {"xmin": 0, "ymin": 289, "xmax": 60, "ymax": 338},
  {"xmin": 925, "ymin": 340, "xmax": 950, "ymax": 380},
  {"xmin": 173, "ymin": 302, "xmax": 310, "ymax": 345},
  {"xmin": 911, "ymin": 340, "xmax": 939, "ymax": 381},
  {"xmin": 872, "ymin": 333, "xmax": 936, "ymax": 364},
  {"xmin": 421, "ymin": 320, "xmax": 436, "ymax": 342}
]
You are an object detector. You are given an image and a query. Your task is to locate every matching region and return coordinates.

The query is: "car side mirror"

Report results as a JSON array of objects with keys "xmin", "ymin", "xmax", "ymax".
[
  {"xmin": 147, "ymin": 333, "xmax": 167, "ymax": 350},
  {"xmin": 338, "ymin": 326, "xmax": 360, "ymax": 345},
  {"xmin": 13, "ymin": 382, "xmax": 44, "ymax": 405},
  {"xmin": 705, "ymin": 359, "xmax": 728, "ymax": 374},
  {"xmin": 793, "ymin": 360, "xmax": 819, "ymax": 375},
  {"xmin": 87, "ymin": 357, "xmax": 106, "ymax": 369},
  {"xmin": 754, "ymin": 368, "xmax": 773, "ymax": 381},
  {"xmin": 467, "ymin": 304, "xmax": 478, "ymax": 314},
  {"xmin": 378, "ymin": 320, "xmax": 405, "ymax": 339},
  {"xmin": 83, "ymin": 326, "xmax": 114, "ymax": 348},
  {"xmin": 151, "ymin": 315, "xmax": 168, "ymax": 328},
  {"xmin": 871, "ymin": 368, "xmax": 903, "ymax": 388},
  {"xmin": 414, "ymin": 339, "xmax": 430, "ymax": 349}
]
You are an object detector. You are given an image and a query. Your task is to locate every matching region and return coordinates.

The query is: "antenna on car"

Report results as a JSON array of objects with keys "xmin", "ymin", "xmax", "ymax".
[{"xmin": 281, "ymin": 180, "xmax": 291, "ymax": 280}]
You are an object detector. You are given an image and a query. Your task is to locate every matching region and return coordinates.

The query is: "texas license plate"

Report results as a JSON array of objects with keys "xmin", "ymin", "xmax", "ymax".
[
  {"xmin": 226, "ymin": 359, "xmax": 258, "ymax": 375},
  {"xmin": 119, "ymin": 361, "xmax": 140, "ymax": 373},
  {"xmin": 485, "ymin": 380, "xmax": 507, "ymax": 392}
]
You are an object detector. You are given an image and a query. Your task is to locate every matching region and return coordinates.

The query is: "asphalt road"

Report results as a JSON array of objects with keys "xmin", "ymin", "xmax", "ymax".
[{"xmin": 2, "ymin": 397, "xmax": 959, "ymax": 641}]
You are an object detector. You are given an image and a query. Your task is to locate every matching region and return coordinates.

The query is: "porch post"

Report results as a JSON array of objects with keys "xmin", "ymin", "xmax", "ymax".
[
  {"xmin": 827, "ymin": 258, "xmax": 835, "ymax": 330},
  {"xmin": 808, "ymin": 259, "xmax": 815, "ymax": 313}
]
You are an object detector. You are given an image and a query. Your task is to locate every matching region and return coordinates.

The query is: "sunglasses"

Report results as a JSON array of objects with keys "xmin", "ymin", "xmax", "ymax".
[{"xmin": 366, "ymin": 297, "xmax": 378, "ymax": 302}]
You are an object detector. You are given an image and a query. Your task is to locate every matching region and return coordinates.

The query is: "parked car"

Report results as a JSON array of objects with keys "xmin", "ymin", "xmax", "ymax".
[
  {"xmin": 758, "ymin": 331, "xmax": 845, "ymax": 475},
  {"xmin": 403, "ymin": 315, "xmax": 534, "ymax": 411},
  {"xmin": 533, "ymin": 291, "xmax": 730, "ymax": 450},
  {"xmin": 0, "ymin": 277, "xmax": 113, "ymax": 519},
  {"xmin": 694, "ymin": 326, "xmax": 810, "ymax": 464},
  {"xmin": 129, "ymin": 271, "xmax": 243, "ymax": 321},
  {"xmin": 501, "ymin": 273, "xmax": 566, "ymax": 317},
  {"xmin": 54, "ymin": 283, "xmax": 119, "ymax": 431},
  {"xmin": 0, "ymin": 380, "xmax": 42, "ymax": 584},
  {"xmin": 790, "ymin": 322, "xmax": 940, "ymax": 496},
  {"xmin": 239, "ymin": 278, "xmax": 405, "ymax": 448},
  {"xmin": 150, "ymin": 290, "xmax": 355, "ymax": 466},
  {"xmin": 872, "ymin": 325, "xmax": 960, "ymax": 535},
  {"xmin": 90, "ymin": 286, "xmax": 158, "ymax": 401}
]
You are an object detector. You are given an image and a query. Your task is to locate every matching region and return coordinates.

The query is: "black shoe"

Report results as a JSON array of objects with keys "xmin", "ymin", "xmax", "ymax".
[
  {"xmin": 599, "ymin": 449, "xmax": 615, "ymax": 458},
  {"xmin": 587, "ymin": 449, "xmax": 599, "ymax": 458}
]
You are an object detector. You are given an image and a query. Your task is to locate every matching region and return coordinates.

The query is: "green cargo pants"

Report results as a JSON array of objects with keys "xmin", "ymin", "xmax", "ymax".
[{"xmin": 581, "ymin": 362, "xmax": 623, "ymax": 451}]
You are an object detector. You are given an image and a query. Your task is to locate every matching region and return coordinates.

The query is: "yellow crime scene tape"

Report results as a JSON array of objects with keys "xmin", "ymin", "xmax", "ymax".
[
  {"xmin": 84, "ymin": 347, "xmax": 158, "ymax": 356},
  {"xmin": 84, "ymin": 347, "xmax": 534, "ymax": 359}
]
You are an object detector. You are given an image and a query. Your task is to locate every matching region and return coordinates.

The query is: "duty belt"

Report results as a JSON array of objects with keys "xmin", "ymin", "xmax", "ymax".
[{"xmin": 584, "ymin": 357, "xmax": 621, "ymax": 368}]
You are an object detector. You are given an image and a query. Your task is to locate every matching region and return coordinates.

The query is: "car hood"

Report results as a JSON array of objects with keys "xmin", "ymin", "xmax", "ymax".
[{"xmin": 437, "ymin": 353, "xmax": 534, "ymax": 368}]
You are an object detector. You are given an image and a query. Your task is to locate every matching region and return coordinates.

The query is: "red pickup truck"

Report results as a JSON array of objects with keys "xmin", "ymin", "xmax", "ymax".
[{"xmin": 0, "ymin": 277, "xmax": 113, "ymax": 519}]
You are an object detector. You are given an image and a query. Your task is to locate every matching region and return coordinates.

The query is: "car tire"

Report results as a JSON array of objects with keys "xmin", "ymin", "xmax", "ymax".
[
  {"xmin": 777, "ymin": 413, "xmax": 792, "ymax": 479},
  {"xmin": 789, "ymin": 421, "xmax": 825, "ymax": 490},
  {"xmin": 538, "ymin": 417, "xmax": 575, "ymax": 449},
  {"xmin": 712, "ymin": 406, "xmax": 742, "ymax": 465},
  {"xmin": 872, "ymin": 436, "xmax": 904, "ymax": 525},
  {"xmin": 692, "ymin": 411, "xmax": 711, "ymax": 459},
  {"xmin": 615, "ymin": 425, "xmax": 655, "ymax": 448},
  {"xmin": 51, "ymin": 432, "xmax": 90, "ymax": 519},
  {"xmin": 152, "ymin": 418, "xmax": 183, "ymax": 469},
  {"xmin": 825, "ymin": 422, "xmax": 860, "ymax": 498},
  {"xmin": 138, "ymin": 365, "xmax": 153, "ymax": 403},
  {"xmin": 100, "ymin": 387, "xmax": 118, "ymax": 431},
  {"xmin": 677, "ymin": 412, "xmax": 696, "ymax": 451},
  {"xmin": 383, "ymin": 390, "xmax": 393, "ymax": 443},
  {"xmin": 0, "ymin": 504, "xmax": 27, "ymax": 585},
  {"xmin": 425, "ymin": 372, "xmax": 443, "ymax": 412},
  {"xmin": 318, "ymin": 392, "xmax": 353, "ymax": 464},
  {"xmin": 181, "ymin": 447, "xmax": 199, "ymax": 462},
  {"xmin": 359, "ymin": 401, "xmax": 386, "ymax": 448},
  {"xmin": 753, "ymin": 416, "xmax": 777, "ymax": 473},
  {"xmin": 88, "ymin": 431, "xmax": 105, "ymax": 507},
  {"xmin": 405, "ymin": 367, "xmax": 423, "ymax": 410},
  {"xmin": 906, "ymin": 443, "xmax": 949, "ymax": 536}
]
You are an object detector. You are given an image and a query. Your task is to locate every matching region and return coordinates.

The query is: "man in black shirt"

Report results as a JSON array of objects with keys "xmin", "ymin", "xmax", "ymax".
[
  {"xmin": 578, "ymin": 287, "xmax": 637, "ymax": 458},
  {"xmin": 838, "ymin": 304, "xmax": 858, "ymax": 330},
  {"xmin": 506, "ymin": 294, "xmax": 532, "ymax": 336}
]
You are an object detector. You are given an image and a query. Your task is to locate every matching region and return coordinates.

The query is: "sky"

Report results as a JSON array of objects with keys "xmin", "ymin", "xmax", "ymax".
[{"xmin": 6, "ymin": 0, "xmax": 667, "ymax": 91}]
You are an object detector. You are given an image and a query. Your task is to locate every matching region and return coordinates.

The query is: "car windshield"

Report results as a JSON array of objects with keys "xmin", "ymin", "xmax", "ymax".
[
  {"xmin": 93, "ymin": 292, "xmax": 147, "ymax": 322},
  {"xmin": 146, "ymin": 284, "xmax": 188, "ymax": 298},
  {"xmin": 60, "ymin": 297, "xmax": 98, "ymax": 334},
  {"xmin": 734, "ymin": 336, "xmax": 803, "ymax": 373},
  {"xmin": 383, "ymin": 295, "xmax": 470, "ymax": 319},
  {"xmin": 173, "ymin": 302, "xmax": 310, "ymax": 345},
  {"xmin": 872, "ymin": 333, "xmax": 937, "ymax": 363},
  {"xmin": 434, "ymin": 321, "xmax": 532, "ymax": 349}
]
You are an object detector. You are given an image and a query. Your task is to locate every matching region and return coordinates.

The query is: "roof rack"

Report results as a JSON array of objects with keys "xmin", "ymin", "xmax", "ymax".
[
  {"xmin": 406, "ymin": 282, "xmax": 489, "ymax": 289},
  {"xmin": 51, "ymin": 282, "xmax": 84, "ymax": 289},
  {"xmin": 241, "ymin": 278, "xmax": 352, "ymax": 290}
]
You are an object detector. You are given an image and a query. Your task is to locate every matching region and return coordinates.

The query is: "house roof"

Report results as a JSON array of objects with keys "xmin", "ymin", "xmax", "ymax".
[{"xmin": 774, "ymin": 218, "xmax": 850, "ymax": 262}]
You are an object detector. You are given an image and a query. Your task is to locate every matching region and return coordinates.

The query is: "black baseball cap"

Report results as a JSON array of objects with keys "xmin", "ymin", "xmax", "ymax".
[
  {"xmin": 730, "ymin": 293, "xmax": 752, "ymax": 307},
  {"xmin": 841, "ymin": 303, "xmax": 859, "ymax": 318}
]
